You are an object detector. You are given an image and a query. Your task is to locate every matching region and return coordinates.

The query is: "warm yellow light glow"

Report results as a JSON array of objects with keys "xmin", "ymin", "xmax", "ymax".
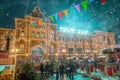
[
  {"xmin": 26, "ymin": 54, "xmax": 28, "ymax": 57},
  {"xmin": 11, "ymin": 49, "xmax": 14, "ymax": 52},
  {"xmin": 62, "ymin": 49, "xmax": 66, "ymax": 53},
  {"xmin": 56, "ymin": 53, "xmax": 58, "ymax": 56},
  {"xmin": 16, "ymin": 49, "xmax": 18, "ymax": 52},
  {"xmin": 11, "ymin": 49, "xmax": 18, "ymax": 52}
]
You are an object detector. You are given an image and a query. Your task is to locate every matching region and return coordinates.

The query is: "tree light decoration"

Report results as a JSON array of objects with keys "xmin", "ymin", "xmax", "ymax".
[{"xmin": 59, "ymin": 27, "xmax": 88, "ymax": 35}]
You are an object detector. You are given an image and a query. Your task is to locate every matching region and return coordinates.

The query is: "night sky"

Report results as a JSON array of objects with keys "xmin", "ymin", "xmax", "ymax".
[{"xmin": 0, "ymin": 0, "xmax": 120, "ymax": 44}]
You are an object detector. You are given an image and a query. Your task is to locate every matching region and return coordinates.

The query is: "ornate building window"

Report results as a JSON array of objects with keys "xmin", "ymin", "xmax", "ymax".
[
  {"xmin": 75, "ymin": 37, "xmax": 78, "ymax": 42},
  {"xmin": 20, "ymin": 44, "xmax": 24, "ymax": 53},
  {"xmin": 59, "ymin": 36, "xmax": 61, "ymax": 41},
  {"xmin": 32, "ymin": 31, "xmax": 35, "ymax": 37},
  {"xmin": 62, "ymin": 36, "xmax": 64, "ymax": 41},
  {"xmin": 71, "ymin": 38, "xmax": 74, "ymax": 42},
  {"xmin": 41, "ymin": 33, "xmax": 44, "ymax": 39},
  {"xmin": 108, "ymin": 37, "xmax": 111, "ymax": 45},
  {"xmin": 37, "ymin": 32, "xmax": 40, "ymax": 38},
  {"xmin": 69, "ymin": 48, "xmax": 74, "ymax": 54},
  {"xmin": 21, "ymin": 31, "xmax": 25, "ymax": 37},
  {"xmin": 50, "ymin": 33, "xmax": 53, "ymax": 40},
  {"xmin": 56, "ymin": 37, "xmax": 58, "ymax": 41},
  {"xmin": 77, "ymin": 48, "xmax": 82, "ymax": 54},
  {"xmin": 68, "ymin": 37, "xmax": 70, "ymax": 42},
  {"xmin": 85, "ymin": 48, "xmax": 90, "ymax": 53}
]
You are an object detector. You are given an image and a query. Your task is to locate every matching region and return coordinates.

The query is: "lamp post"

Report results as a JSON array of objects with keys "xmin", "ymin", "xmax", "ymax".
[
  {"xmin": 55, "ymin": 52, "xmax": 58, "ymax": 62},
  {"xmin": 11, "ymin": 49, "xmax": 18, "ymax": 80}
]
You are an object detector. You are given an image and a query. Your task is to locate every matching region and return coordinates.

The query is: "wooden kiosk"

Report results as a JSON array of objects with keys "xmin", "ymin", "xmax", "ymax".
[{"xmin": 0, "ymin": 51, "xmax": 15, "ymax": 80}]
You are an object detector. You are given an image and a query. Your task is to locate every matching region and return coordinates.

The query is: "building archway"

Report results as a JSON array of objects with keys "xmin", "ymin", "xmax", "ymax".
[{"xmin": 31, "ymin": 46, "xmax": 45, "ymax": 63}]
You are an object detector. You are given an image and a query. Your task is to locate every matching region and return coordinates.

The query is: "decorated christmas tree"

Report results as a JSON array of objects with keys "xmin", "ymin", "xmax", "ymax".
[{"xmin": 17, "ymin": 62, "xmax": 37, "ymax": 80}]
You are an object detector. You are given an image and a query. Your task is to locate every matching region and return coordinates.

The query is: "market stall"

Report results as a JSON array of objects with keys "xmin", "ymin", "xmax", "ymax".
[{"xmin": 0, "ymin": 51, "xmax": 15, "ymax": 80}]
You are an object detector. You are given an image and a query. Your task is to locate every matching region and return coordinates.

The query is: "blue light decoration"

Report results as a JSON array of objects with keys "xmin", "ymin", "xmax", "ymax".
[{"xmin": 59, "ymin": 27, "xmax": 88, "ymax": 35}]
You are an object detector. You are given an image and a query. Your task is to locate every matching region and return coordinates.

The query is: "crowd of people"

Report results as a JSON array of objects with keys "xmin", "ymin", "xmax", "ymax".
[
  {"xmin": 39, "ymin": 60, "xmax": 79, "ymax": 80},
  {"xmin": 39, "ymin": 54, "xmax": 120, "ymax": 80}
]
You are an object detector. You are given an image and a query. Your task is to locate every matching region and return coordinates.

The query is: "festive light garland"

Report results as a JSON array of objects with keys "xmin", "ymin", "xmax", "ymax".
[
  {"xmin": 59, "ymin": 27, "xmax": 88, "ymax": 35},
  {"xmin": 31, "ymin": 0, "xmax": 105, "ymax": 27}
]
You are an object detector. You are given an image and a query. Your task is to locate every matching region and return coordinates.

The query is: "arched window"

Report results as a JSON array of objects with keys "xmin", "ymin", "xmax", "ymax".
[
  {"xmin": 21, "ymin": 31, "xmax": 25, "ymax": 37},
  {"xmin": 59, "ymin": 36, "xmax": 61, "ymax": 41},
  {"xmin": 62, "ymin": 36, "xmax": 64, "ymax": 41},
  {"xmin": 41, "ymin": 33, "xmax": 44, "ymax": 39},
  {"xmin": 50, "ymin": 33, "xmax": 53, "ymax": 40},
  {"xmin": 68, "ymin": 37, "xmax": 70, "ymax": 42},
  {"xmin": 32, "ymin": 31, "xmax": 35, "ymax": 37},
  {"xmin": 37, "ymin": 32, "xmax": 40, "ymax": 38},
  {"xmin": 71, "ymin": 38, "xmax": 73, "ymax": 42},
  {"xmin": 20, "ymin": 44, "xmax": 24, "ymax": 52},
  {"xmin": 77, "ymin": 48, "xmax": 82, "ymax": 54}
]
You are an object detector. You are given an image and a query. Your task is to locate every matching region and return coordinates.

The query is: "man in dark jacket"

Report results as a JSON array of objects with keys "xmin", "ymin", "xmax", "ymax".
[
  {"xmin": 45, "ymin": 62, "xmax": 49, "ymax": 76},
  {"xmin": 59, "ymin": 63, "xmax": 65, "ymax": 79},
  {"xmin": 40, "ymin": 63, "xmax": 44, "ymax": 76},
  {"xmin": 70, "ymin": 62, "xmax": 74, "ymax": 80}
]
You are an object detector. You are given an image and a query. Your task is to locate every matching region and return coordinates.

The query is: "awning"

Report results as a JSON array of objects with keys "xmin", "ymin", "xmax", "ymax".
[
  {"xmin": 0, "ymin": 57, "xmax": 14, "ymax": 65},
  {"xmin": 66, "ymin": 56, "xmax": 76, "ymax": 60}
]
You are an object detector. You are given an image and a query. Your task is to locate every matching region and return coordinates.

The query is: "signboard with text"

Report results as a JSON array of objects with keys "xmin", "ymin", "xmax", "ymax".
[{"xmin": 0, "ymin": 51, "xmax": 9, "ymax": 58}]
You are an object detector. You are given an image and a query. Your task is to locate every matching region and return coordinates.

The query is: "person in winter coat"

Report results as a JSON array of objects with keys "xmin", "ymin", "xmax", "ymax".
[
  {"xmin": 40, "ymin": 63, "xmax": 44, "ymax": 76},
  {"xmin": 59, "ymin": 63, "xmax": 65, "ymax": 79}
]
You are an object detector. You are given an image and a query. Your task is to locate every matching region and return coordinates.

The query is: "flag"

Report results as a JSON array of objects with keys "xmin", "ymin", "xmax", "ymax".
[
  {"xmin": 31, "ymin": 23, "xmax": 34, "ymax": 27},
  {"xmin": 49, "ymin": 15, "xmax": 54, "ymax": 22},
  {"xmin": 46, "ymin": 17, "xmax": 50, "ymax": 23},
  {"xmin": 89, "ymin": 0, "xmax": 94, "ymax": 3},
  {"xmin": 101, "ymin": 0, "xmax": 105, "ymax": 4},
  {"xmin": 54, "ymin": 13, "xmax": 58, "ymax": 21},
  {"xmin": 39, "ymin": 20, "xmax": 43, "ymax": 24},
  {"xmin": 58, "ymin": 12, "xmax": 62, "ymax": 19},
  {"xmin": 36, "ymin": 21, "xmax": 39, "ymax": 25},
  {"xmin": 63, "ymin": 9, "xmax": 68, "ymax": 17},
  {"xmin": 81, "ymin": 0, "xmax": 88, "ymax": 11},
  {"xmin": 43, "ymin": 18, "xmax": 46, "ymax": 22},
  {"xmin": 69, "ymin": 7, "xmax": 75, "ymax": 13},
  {"xmin": 33, "ymin": 22, "xmax": 37, "ymax": 28},
  {"xmin": 74, "ymin": 4, "xmax": 80, "ymax": 12}
]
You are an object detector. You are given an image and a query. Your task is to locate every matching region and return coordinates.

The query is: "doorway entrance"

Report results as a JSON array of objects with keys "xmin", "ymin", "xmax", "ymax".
[{"xmin": 31, "ymin": 48, "xmax": 44, "ymax": 63}]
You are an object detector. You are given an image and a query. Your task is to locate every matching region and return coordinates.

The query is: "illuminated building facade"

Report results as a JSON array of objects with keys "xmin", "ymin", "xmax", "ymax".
[
  {"xmin": 0, "ymin": 8, "xmax": 115, "ymax": 64},
  {"xmin": 0, "ymin": 28, "xmax": 15, "ymax": 51},
  {"xmin": 14, "ymin": 7, "xmax": 115, "ymax": 62}
]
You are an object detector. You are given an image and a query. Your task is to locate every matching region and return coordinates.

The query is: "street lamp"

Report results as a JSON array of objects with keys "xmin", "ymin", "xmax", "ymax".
[
  {"xmin": 11, "ymin": 49, "xmax": 18, "ymax": 80},
  {"xmin": 55, "ymin": 53, "xmax": 58, "ymax": 62}
]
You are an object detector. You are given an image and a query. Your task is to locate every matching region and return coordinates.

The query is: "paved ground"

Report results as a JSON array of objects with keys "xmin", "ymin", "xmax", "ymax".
[
  {"xmin": 39, "ymin": 69, "xmax": 119, "ymax": 80},
  {"xmin": 48, "ymin": 74, "xmax": 92, "ymax": 80},
  {"xmin": 48, "ymin": 74, "xmax": 118, "ymax": 80}
]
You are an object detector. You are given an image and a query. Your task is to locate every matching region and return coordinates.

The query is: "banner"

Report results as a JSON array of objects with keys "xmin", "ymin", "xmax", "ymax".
[
  {"xmin": 39, "ymin": 20, "xmax": 43, "ymax": 25},
  {"xmin": 30, "ymin": 0, "xmax": 106, "ymax": 27},
  {"xmin": 49, "ymin": 15, "xmax": 54, "ymax": 22},
  {"xmin": 89, "ymin": 0, "xmax": 94, "ymax": 3},
  {"xmin": 36, "ymin": 21, "xmax": 39, "ymax": 25},
  {"xmin": 101, "ymin": 0, "xmax": 105, "ymax": 4},
  {"xmin": 58, "ymin": 12, "xmax": 63, "ymax": 19},
  {"xmin": 54, "ymin": 13, "xmax": 58, "ymax": 21},
  {"xmin": 63, "ymin": 9, "xmax": 68, "ymax": 17},
  {"xmin": 46, "ymin": 17, "xmax": 50, "ymax": 22},
  {"xmin": 75, "ymin": 4, "xmax": 80, "ymax": 12},
  {"xmin": 81, "ymin": 0, "xmax": 88, "ymax": 11}
]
